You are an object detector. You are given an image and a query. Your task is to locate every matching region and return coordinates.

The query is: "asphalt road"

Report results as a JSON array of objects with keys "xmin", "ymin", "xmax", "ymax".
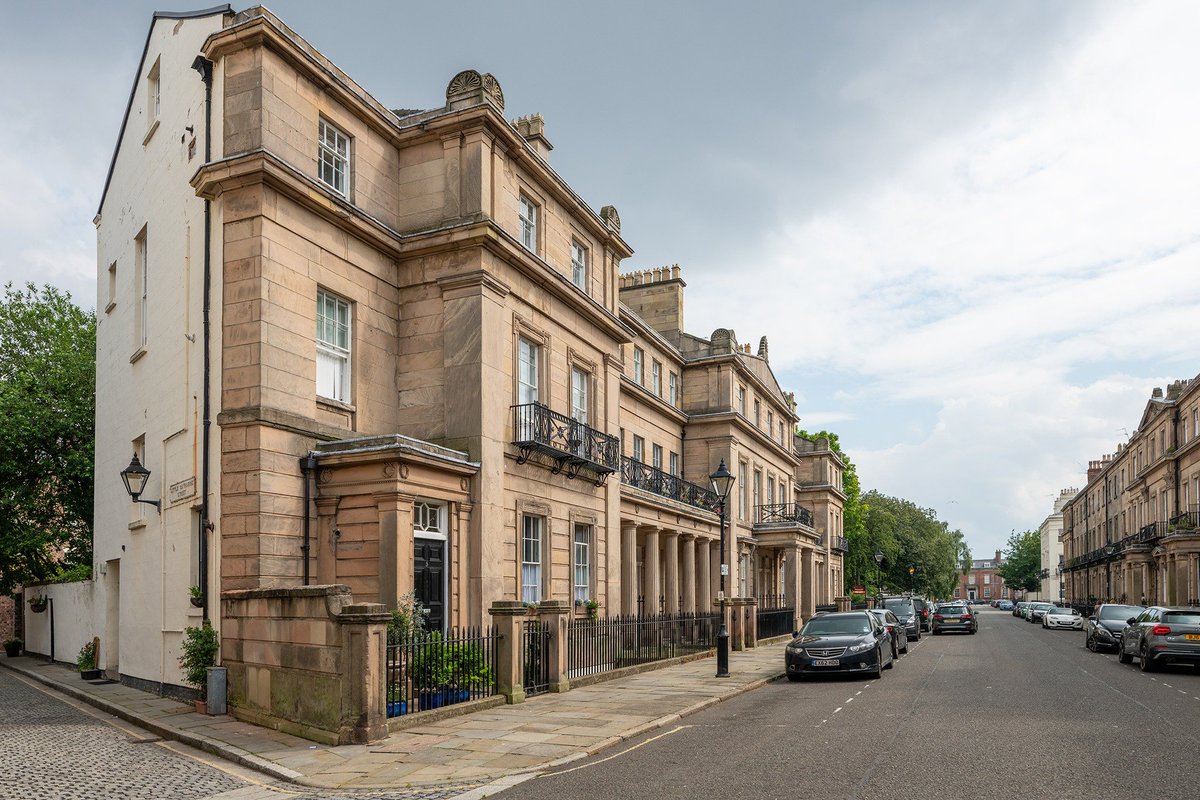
[{"xmin": 503, "ymin": 608, "xmax": 1200, "ymax": 800}]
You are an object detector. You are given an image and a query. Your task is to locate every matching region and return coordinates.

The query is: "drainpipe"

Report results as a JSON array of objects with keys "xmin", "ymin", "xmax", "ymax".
[
  {"xmin": 192, "ymin": 55, "xmax": 214, "ymax": 622},
  {"xmin": 300, "ymin": 453, "xmax": 318, "ymax": 585}
]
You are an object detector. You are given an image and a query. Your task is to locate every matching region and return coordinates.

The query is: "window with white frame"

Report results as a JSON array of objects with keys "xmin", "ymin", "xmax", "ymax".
[
  {"xmin": 739, "ymin": 462, "xmax": 748, "ymax": 520},
  {"xmin": 651, "ymin": 360, "xmax": 662, "ymax": 397},
  {"xmin": 316, "ymin": 289, "xmax": 351, "ymax": 403},
  {"xmin": 632, "ymin": 435, "xmax": 645, "ymax": 463},
  {"xmin": 753, "ymin": 470, "xmax": 762, "ymax": 510},
  {"xmin": 570, "ymin": 240, "xmax": 587, "ymax": 290},
  {"xmin": 633, "ymin": 347, "xmax": 644, "ymax": 385},
  {"xmin": 652, "ymin": 444, "xmax": 663, "ymax": 470},
  {"xmin": 521, "ymin": 515, "xmax": 543, "ymax": 603},
  {"xmin": 517, "ymin": 337, "xmax": 540, "ymax": 405},
  {"xmin": 147, "ymin": 58, "xmax": 161, "ymax": 126},
  {"xmin": 753, "ymin": 400, "xmax": 761, "ymax": 427},
  {"xmin": 106, "ymin": 262, "xmax": 117, "ymax": 314},
  {"xmin": 767, "ymin": 410, "xmax": 773, "ymax": 436},
  {"xmin": 414, "ymin": 501, "xmax": 445, "ymax": 536},
  {"xmin": 573, "ymin": 524, "xmax": 591, "ymax": 604},
  {"xmin": 318, "ymin": 119, "xmax": 350, "ymax": 197},
  {"xmin": 767, "ymin": 476, "xmax": 775, "ymax": 506},
  {"xmin": 669, "ymin": 452, "xmax": 679, "ymax": 476},
  {"xmin": 668, "ymin": 372, "xmax": 678, "ymax": 406},
  {"xmin": 570, "ymin": 366, "xmax": 589, "ymax": 424},
  {"xmin": 739, "ymin": 553, "xmax": 749, "ymax": 598},
  {"xmin": 738, "ymin": 385, "xmax": 746, "ymax": 416},
  {"xmin": 519, "ymin": 195, "xmax": 537, "ymax": 252},
  {"xmin": 135, "ymin": 229, "xmax": 148, "ymax": 350},
  {"xmin": 984, "ymin": 573, "xmax": 991, "ymax": 585}
]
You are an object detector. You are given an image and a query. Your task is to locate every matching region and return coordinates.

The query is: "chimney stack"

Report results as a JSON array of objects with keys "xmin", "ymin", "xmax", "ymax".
[{"xmin": 513, "ymin": 113, "xmax": 553, "ymax": 160}]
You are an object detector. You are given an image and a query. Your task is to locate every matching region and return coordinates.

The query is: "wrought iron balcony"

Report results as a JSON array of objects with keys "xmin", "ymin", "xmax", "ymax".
[
  {"xmin": 512, "ymin": 403, "xmax": 619, "ymax": 483},
  {"xmin": 755, "ymin": 503, "xmax": 814, "ymax": 528},
  {"xmin": 831, "ymin": 535, "xmax": 848, "ymax": 552},
  {"xmin": 1168, "ymin": 508, "xmax": 1200, "ymax": 532},
  {"xmin": 620, "ymin": 457, "xmax": 719, "ymax": 512}
]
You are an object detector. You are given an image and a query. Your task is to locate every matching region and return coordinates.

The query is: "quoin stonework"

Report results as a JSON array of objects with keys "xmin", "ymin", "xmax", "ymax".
[{"xmin": 19, "ymin": 6, "xmax": 847, "ymax": 743}]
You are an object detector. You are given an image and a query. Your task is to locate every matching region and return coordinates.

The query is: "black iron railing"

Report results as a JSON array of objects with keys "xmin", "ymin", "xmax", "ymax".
[
  {"xmin": 1168, "ymin": 509, "xmax": 1200, "ymax": 532},
  {"xmin": 522, "ymin": 619, "xmax": 551, "ymax": 696},
  {"xmin": 755, "ymin": 503, "xmax": 814, "ymax": 527},
  {"xmin": 385, "ymin": 627, "xmax": 498, "ymax": 718},
  {"xmin": 620, "ymin": 457, "xmax": 719, "ymax": 511},
  {"xmin": 756, "ymin": 605, "xmax": 796, "ymax": 639},
  {"xmin": 831, "ymin": 535, "xmax": 848, "ymax": 552},
  {"xmin": 566, "ymin": 612, "xmax": 719, "ymax": 679},
  {"xmin": 512, "ymin": 403, "xmax": 619, "ymax": 480}
]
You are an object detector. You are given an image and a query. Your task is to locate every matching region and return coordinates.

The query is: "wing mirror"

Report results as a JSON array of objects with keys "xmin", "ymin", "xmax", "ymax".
[{"xmin": 1126, "ymin": 617, "xmax": 1138, "ymax": 625}]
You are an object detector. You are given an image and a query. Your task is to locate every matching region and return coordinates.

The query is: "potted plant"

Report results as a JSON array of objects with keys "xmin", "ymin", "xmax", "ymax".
[
  {"xmin": 3, "ymin": 638, "xmax": 21, "ymax": 657},
  {"xmin": 410, "ymin": 632, "xmax": 453, "ymax": 710},
  {"xmin": 77, "ymin": 640, "xmax": 102, "ymax": 680},
  {"xmin": 584, "ymin": 599, "xmax": 602, "ymax": 620},
  {"xmin": 179, "ymin": 622, "xmax": 219, "ymax": 714},
  {"xmin": 386, "ymin": 684, "xmax": 408, "ymax": 718},
  {"xmin": 188, "ymin": 585, "xmax": 204, "ymax": 608},
  {"xmin": 28, "ymin": 595, "xmax": 47, "ymax": 613},
  {"xmin": 446, "ymin": 642, "xmax": 493, "ymax": 704}
]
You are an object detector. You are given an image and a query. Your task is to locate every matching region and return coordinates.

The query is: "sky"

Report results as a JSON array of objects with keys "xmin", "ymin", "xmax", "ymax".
[{"xmin": 2, "ymin": 1, "xmax": 1199, "ymax": 559}]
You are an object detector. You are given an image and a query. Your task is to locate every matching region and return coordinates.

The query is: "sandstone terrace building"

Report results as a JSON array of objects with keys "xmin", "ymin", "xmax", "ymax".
[
  {"xmin": 1060, "ymin": 376, "xmax": 1200, "ymax": 608},
  {"xmin": 20, "ymin": 6, "xmax": 847, "ymax": 740}
]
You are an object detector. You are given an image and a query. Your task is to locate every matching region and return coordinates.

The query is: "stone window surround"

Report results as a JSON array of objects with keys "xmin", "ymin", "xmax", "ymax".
[
  {"xmin": 317, "ymin": 117, "xmax": 352, "ymax": 199},
  {"xmin": 516, "ymin": 498, "xmax": 551, "ymax": 602},
  {"xmin": 567, "ymin": 347, "xmax": 598, "ymax": 426},
  {"xmin": 512, "ymin": 314, "xmax": 549, "ymax": 409},
  {"xmin": 517, "ymin": 184, "xmax": 545, "ymax": 255}
]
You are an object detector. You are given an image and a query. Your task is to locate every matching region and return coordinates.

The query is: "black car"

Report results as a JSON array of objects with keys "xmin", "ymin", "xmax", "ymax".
[
  {"xmin": 868, "ymin": 608, "xmax": 909, "ymax": 658},
  {"xmin": 912, "ymin": 596, "xmax": 932, "ymax": 632},
  {"xmin": 879, "ymin": 596, "xmax": 921, "ymax": 641},
  {"xmin": 1085, "ymin": 603, "xmax": 1144, "ymax": 652},
  {"xmin": 785, "ymin": 611, "xmax": 895, "ymax": 680},
  {"xmin": 932, "ymin": 603, "xmax": 977, "ymax": 634}
]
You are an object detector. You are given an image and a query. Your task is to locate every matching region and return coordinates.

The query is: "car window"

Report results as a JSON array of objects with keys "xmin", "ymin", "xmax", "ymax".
[
  {"xmin": 936, "ymin": 605, "xmax": 963, "ymax": 613},
  {"xmin": 1164, "ymin": 611, "xmax": 1200, "ymax": 624},
  {"xmin": 1049, "ymin": 607, "xmax": 1073, "ymax": 615},
  {"xmin": 883, "ymin": 599, "xmax": 914, "ymax": 613},
  {"xmin": 803, "ymin": 617, "xmax": 872, "ymax": 635},
  {"xmin": 1098, "ymin": 605, "xmax": 1142, "ymax": 620}
]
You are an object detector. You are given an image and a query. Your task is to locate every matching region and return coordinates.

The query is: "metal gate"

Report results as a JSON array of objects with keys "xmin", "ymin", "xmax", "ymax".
[{"xmin": 522, "ymin": 619, "xmax": 550, "ymax": 696}]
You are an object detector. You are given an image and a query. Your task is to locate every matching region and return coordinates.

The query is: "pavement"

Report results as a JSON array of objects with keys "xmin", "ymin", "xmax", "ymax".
[{"xmin": 1, "ymin": 641, "xmax": 787, "ymax": 795}]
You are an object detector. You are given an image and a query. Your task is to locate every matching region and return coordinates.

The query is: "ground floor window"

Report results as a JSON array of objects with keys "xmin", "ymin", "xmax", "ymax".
[
  {"xmin": 573, "ymin": 524, "xmax": 591, "ymax": 604},
  {"xmin": 522, "ymin": 515, "xmax": 542, "ymax": 604}
]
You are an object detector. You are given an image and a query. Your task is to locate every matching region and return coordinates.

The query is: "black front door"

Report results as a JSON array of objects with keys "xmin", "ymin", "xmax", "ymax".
[{"xmin": 414, "ymin": 537, "xmax": 445, "ymax": 632}]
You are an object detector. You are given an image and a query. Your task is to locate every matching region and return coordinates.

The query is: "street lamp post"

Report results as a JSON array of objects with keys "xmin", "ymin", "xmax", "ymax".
[
  {"xmin": 874, "ymin": 551, "xmax": 884, "ymax": 599},
  {"xmin": 709, "ymin": 460, "xmax": 735, "ymax": 678}
]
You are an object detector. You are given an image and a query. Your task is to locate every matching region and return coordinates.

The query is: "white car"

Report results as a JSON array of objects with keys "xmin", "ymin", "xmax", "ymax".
[{"xmin": 1042, "ymin": 606, "xmax": 1083, "ymax": 630}]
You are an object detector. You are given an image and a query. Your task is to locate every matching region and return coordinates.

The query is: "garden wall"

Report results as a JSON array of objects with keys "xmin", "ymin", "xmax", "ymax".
[{"xmin": 21, "ymin": 580, "xmax": 95, "ymax": 665}]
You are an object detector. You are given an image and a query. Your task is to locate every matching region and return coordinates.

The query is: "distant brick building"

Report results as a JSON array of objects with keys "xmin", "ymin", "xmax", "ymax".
[{"xmin": 954, "ymin": 550, "xmax": 1010, "ymax": 601}]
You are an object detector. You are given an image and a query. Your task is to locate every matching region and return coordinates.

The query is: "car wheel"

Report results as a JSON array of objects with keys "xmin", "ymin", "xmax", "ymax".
[
  {"xmin": 1118, "ymin": 644, "xmax": 1132, "ymax": 664},
  {"xmin": 870, "ymin": 648, "xmax": 884, "ymax": 679},
  {"xmin": 1086, "ymin": 634, "xmax": 1096, "ymax": 652},
  {"xmin": 787, "ymin": 673, "xmax": 804, "ymax": 682},
  {"xmin": 1140, "ymin": 646, "xmax": 1158, "ymax": 672}
]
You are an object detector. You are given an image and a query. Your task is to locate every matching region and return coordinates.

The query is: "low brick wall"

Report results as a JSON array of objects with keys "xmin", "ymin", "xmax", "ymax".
[{"xmin": 220, "ymin": 585, "xmax": 389, "ymax": 745}]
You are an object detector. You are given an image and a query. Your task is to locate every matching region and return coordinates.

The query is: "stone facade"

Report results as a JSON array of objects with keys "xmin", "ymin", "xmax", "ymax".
[
  {"xmin": 87, "ymin": 6, "xmax": 847, "ymax": 738},
  {"xmin": 1060, "ymin": 376, "xmax": 1200, "ymax": 607},
  {"xmin": 1038, "ymin": 488, "xmax": 1077, "ymax": 602}
]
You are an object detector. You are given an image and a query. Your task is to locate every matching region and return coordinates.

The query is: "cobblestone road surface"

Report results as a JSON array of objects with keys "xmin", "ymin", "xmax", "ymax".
[{"xmin": 1, "ymin": 666, "xmax": 489, "ymax": 800}]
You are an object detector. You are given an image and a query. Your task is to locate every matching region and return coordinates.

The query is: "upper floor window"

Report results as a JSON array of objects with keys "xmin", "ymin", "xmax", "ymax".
[
  {"xmin": 517, "ymin": 337, "xmax": 540, "ymax": 405},
  {"xmin": 571, "ymin": 241, "xmax": 587, "ymax": 290},
  {"xmin": 738, "ymin": 385, "xmax": 746, "ymax": 416},
  {"xmin": 134, "ymin": 228, "xmax": 148, "ymax": 351},
  {"xmin": 738, "ymin": 461, "xmax": 748, "ymax": 521},
  {"xmin": 147, "ymin": 58, "xmax": 161, "ymax": 126},
  {"xmin": 632, "ymin": 435, "xmax": 645, "ymax": 463},
  {"xmin": 652, "ymin": 445, "xmax": 663, "ymax": 470},
  {"xmin": 318, "ymin": 119, "xmax": 350, "ymax": 197},
  {"xmin": 571, "ymin": 366, "xmax": 589, "ymax": 424},
  {"xmin": 651, "ymin": 360, "xmax": 662, "ymax": 397},
  {"xmin": 519, "ymin": 195, "xmax": 537, "ymax": 252},
  {"xmin": 753, "ymin": 400, "xmax": 761, "ymax": 428},
  {"xmin": 669, "ymin": 451, "xmax": 679, "ymax": 476},
  {"xmin": 669, "ymin": 372, "xmax": 679, "ymax": 406},
  {"xmin": 317, "ymin": 290, "xmax": 352, "ymax": 403},
  {"xmin": 767, "ymin": 410, "xmax": 774, "ymax": 436},
  {"xmin": 633, "ymin": 347, "xmax": 644, "ymax": 385}
]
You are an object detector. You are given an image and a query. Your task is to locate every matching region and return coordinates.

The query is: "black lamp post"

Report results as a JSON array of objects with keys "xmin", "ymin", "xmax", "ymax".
[
  {"xmin": 710, "ymin": 459, "xmax": 735, "ymax": 678},
  {"xmin": 120, "ymin": 453, "xmax": 161, "ymax": 511},
  {"xmin": 874, "ymin": 550, "xmax": 884, "ymax": 598}
]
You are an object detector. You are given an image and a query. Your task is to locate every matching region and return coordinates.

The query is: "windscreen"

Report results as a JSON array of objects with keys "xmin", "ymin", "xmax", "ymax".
[
  {"xmin": 883, "ymin": 599, "xmax": 914, "ymax": 614},
  {"xmin": 803, "ymin": 616, "xmax": 871, "ymax": 635},
  {"xmin": 936, "ymin": 605, "xmax": 963, "ymax": 614},
  {"xmin": 1048, "ymin": 608, "xmax": 1074, "ymax": 615},
  {"xmin": 1098, "ymin": 605, "xmax": 1141, "ymax": 621}
]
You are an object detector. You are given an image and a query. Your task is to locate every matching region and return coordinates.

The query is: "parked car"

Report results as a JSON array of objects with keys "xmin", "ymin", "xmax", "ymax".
[
  {"xmin": 868, "ymin": 608, "xmax": 909, "ymax": 658},
  {"xmin": 1118, "ymin": 606, "xmax": 1200, "ymax": 672},
  {"xmin": 1041, "ymin": 606, "xmax": 1083, "ymax": 630},
  {"xmin": 880, "ymin": 596, "xmax": 921, "ymax": 641},
  {"xmin": 997, "ymin": 600, "xmax": 1014, "ymax": 611},
  {"xmin": 1026, "ymin": 602, "xmax": 1055, "ymax": 623},
  {"xmin": 932, "ymin": 603, "xmax": 977, "ymax": 634},
  {"xmin": 912, "ymin": 597, "xmax": 932, "ymax": 632},
  {"xmin": 1085, "ymin": 603, "xmax": 1145, "ymax": 652},
  {"xmin": 1013, "ymin": 601, "xmax": 1030, "ymax": 618},
  {"xmin": 785, "ymin": 611, "xmax": 894, "ymax": 680}
]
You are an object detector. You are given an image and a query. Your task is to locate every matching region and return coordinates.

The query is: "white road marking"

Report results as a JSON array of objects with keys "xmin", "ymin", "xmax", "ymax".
[
  {"xmin": 845, "ymin": 697, "xmax": 854, "ymax": 704},
  {"xmin": 833, "ymin": 707, "xmax": 843, "ymax": 714},
  {"xmin": 538, "ymin": 725, "xmax": 693, "ymax": 777}
]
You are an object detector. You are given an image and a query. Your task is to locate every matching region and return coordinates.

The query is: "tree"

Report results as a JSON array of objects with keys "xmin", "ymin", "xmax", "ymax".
[
  {"xmin": 0, "ymin": 283, "xmax": 95, "ymax": 594},
  {"xmin": 857, "ymin": 491, "xmax": 970, "ymax": 600},
  {"xmin": 997, "ymin": 529, "xmax": 1042, "ymax": 595}
]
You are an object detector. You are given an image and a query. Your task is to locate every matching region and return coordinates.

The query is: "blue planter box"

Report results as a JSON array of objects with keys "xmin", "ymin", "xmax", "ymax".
[{"xmin": 386, "ymin": 700, "xmax": 408, "ymax": 718}]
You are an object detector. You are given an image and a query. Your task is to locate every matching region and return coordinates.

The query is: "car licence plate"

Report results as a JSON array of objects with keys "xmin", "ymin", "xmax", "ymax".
[
  {"xmin": 812, "ymin": 659, "xmax": 839, "ymax": 667},
  {"xmin": 1186, "ymin": 634, "xmax": 1200, "ymax": 641},
  {"xmin": 944, "ymin": 618, "xmax": 959, "ymax": 623}
]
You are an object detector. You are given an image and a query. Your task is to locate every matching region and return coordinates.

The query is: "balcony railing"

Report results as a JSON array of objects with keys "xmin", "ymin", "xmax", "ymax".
[
  {"xmin": 621, "ymin": 457, "xmax": 719, "ymax": 512},
  {"xmin": 831, "ymin": 535, "xmax": 848, "ymax": 552},
  {"xmin": 1168, "ymin": 509, "xmax": 1200, "ymax": 532},
  {"xmin": 755, "ymin": 503, "xmax": 813, "ymax": 528},
  {"xmin": 512, "ymin": 403, "xmax": 619, "ymax": 483}
]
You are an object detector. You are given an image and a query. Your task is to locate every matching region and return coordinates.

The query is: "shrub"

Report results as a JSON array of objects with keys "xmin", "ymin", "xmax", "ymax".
[
  {"xmin": 179, "ymin": 622, "xmax": 219, "ymax": 698},
  {"xmin": 77, "ymin": 640, "xmax": 96, "ymax": 671}
]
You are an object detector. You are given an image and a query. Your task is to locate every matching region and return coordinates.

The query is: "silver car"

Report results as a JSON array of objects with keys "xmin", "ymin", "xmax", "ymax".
[
  {"xmin": 1025, "ymin": 602, "xmax": 1055, "ymax": 623},
  {"xmin": 1041, "ymin": 606, "xmax": 1083, "ymax": 630},
  {"xmin": 1118, "ymin": 606, "xmax": 1200, "ymax": 672}
]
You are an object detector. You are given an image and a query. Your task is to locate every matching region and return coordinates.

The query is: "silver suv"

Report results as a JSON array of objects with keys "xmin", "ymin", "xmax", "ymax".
[
  {"xmin": 880, "ymin": 596, "xmax": 921, "ymax": 641},
  {"xmin": 1118, "ymin": 606, "xmax": 1200, "ymax": 671}
]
